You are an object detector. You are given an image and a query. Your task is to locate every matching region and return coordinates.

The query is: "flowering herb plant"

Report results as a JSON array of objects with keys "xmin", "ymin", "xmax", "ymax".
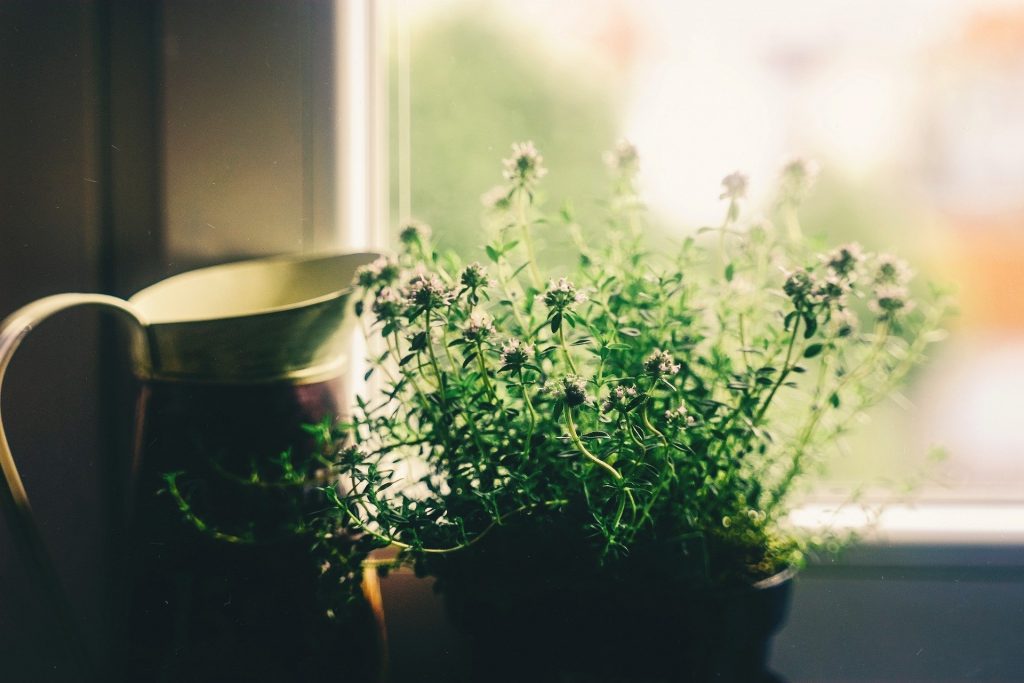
[{"xmin": 319, "ymin": 141, "xmax": 950, "ymax": 600}]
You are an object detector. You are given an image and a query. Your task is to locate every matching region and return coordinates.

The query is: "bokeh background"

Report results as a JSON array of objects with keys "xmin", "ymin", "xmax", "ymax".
[{"xmin": 389, "ymin": 0, "xmax": 1024, "ymax": 502}]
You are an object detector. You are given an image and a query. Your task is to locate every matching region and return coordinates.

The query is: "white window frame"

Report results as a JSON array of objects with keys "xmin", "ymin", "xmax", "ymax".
[{"xmin": 334, "ymin": 0, "xmax": 389, "ymax": 253}]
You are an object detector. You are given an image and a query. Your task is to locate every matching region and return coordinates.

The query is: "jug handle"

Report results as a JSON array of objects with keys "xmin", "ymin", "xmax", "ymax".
[{"xmin": 0, "ymin": 293, "xmax": 148, "ymax": 680}]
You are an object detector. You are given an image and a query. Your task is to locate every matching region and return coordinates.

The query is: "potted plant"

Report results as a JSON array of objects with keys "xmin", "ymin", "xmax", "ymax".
[{"xmin": 320, "ymin": 142, "xmax": 950, "ymax": 682}]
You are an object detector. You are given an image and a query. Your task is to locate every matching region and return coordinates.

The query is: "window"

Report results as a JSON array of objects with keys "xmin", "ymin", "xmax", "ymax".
[
  {"xmin": 382, "ymin": 5, "xmax": 1024, "ymax": 680},
  {"xmin": 387, "ymin": 0, "xmax": 1024, "ymax": 506}
]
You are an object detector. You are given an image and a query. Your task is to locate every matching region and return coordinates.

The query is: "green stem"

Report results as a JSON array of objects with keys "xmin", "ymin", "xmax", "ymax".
[
  {"xmin": 633, "ymin": 405, "xmax": 677, "ymax": 531},
  {"xmin": 566, "ymin": 407, "xmax": 638, "ymax": 529},
  {"xmin": 422, "ymin": 314, "xmax": 488, "ymax": 465},
  {"xmin": 558, "ymin": 324, "xmax": 578, "ymax": 374},
  {"xmin": 341, "ymin": 497, "xmax": 568, "ymax": 555},
  {"xmin": 784, "ymin": 201, "xmax": 802, "ymax": 242},
  {"xmin": 476, "ymin": 344, "xmax": 496, "ymax": 402},
  {"xmin": 441, "ymin": 324, "xmax": 461, "ymax": 377},
  {"xmin": 391, "ymin": 332, "xmax": 433, "ymax": 411},
  {"xmin": 494, "ymin": 256, "xmax": 530, "ymax": 334},
  {"xmin": 565, "ymin": 408, "xmax": 621, "ymax": 481},
  {"xmin": 623, "ymin": 415, "xmax": 645, "ymax": 448},
  {"xmin": 517, "ymin": 191, "xmax": 543, "ymax": 290},
  {"xmin": 738, "ymin": 313, "xmax": 750, "ymax": 372},
  {"xmin": 165, "ymin": 473, "xmax": 253, "ymax": 545},
  {"xmin": 519, "ymin": 369, "xmax": 537, "ymax": 459},
  {"xmin": 767, "ymin": 322, "xmax": 891, "ymax": 513},
  {"xmin": 754, "ymin": 314, "xmax": 802, "ymax": 423}
]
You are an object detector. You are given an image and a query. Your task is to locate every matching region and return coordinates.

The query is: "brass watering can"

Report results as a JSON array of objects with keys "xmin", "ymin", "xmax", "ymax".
[{"xmin": 0, "ymin": 251, "xmax": 380, "ymax": 681}]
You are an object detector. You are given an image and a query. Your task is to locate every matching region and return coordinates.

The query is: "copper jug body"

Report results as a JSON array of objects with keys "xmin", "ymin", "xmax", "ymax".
[{"xmin": 0, "ymin": 251, "xmax": 380, "ymax": 681}]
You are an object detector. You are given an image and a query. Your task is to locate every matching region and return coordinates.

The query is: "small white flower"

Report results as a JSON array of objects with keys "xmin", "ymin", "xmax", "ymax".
[
  {"xmin": 664, "ymin": 404, "xmax": 696, "ymax": 428},
  {"xmin": 371, "ymin": 286, "xmax": 405, "ymax": 320},
  {"xmin": 543, "ymin": 277, "xmax": 587, "ymax": 311},
  {"xmin": 780, "ymin": 157, "xmax": 820, "ymax": 199},
  {"xmin": 831, "ymin": 307, "xmax": 859, "ymax": 335},
  {"xmin": 499, "ymin": 338, "xmax": 534, "ymax": 368},
  {"xmin": 813, "ymin": 273, "xmax": 852, "ymax": 306},
  {"xmin": 603, "ymin": 139, "xmax": 639, "ymax": 173},
  {"xmin": 480, "ymin": 185, "xmax": 511, "ymax": 209},
  {"xmin": 644, "ymin": 349, "xmax": 682, "ymax": 377},
  {"xmin": 403, "ymin": 272, "xmax": 455, "ymax": 310},
  {"xmin": 502, "ymin": 141, "xmax": 548, "ymax": 188},
  {"xmin": 783, "ymin": 268, "xmax": 817, "ymax": 304},
  {"xmin": 460, "ymin": 262, "xmax": 491, "ymax": 290},
  {"xmin": 823, "ymin": 243, "xmax": 864, "ymax": 280},
  {"xmin": 873, "ymin": 253, "xmax": 913, "ymax": 286},
  {"xmin": 546, "ymin": 374, "xmax": 591, "ymax": 408},
  {"xmin": 398, "ymin": 220, "xmax": 431, "ymax": 245},
  {"xmin": 356, "ymin": 256, "xmax": 400, "ymax": 288},
  {"xmin": 461, "ymin": 310, "xmax": 495, "ymax": 343},
  {"xmin": 720, "ymin": 171, "xmax": 748, "ymax": 201},
  {"xmin": 602, "ymin": 384, "xmax": 638, "ymax": 413},
  {"xmin": 869, "ymin": 284, "xmax": 914, "ymax": 319}
]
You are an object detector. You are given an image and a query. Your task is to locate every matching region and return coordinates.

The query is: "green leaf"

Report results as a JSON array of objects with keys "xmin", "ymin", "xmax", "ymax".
[
  {"xmin": 724, "ymin": 263, "xmax": 735, "ymax": 282},
  {"xmin": 550, "ymin": 313, "xmax": 562, "ymax": 333},
  {"xmin": 560, "ymin": 200, "xmax": 575, "ymax": 223},
  {"xmin": 485, "ymin": 245, "xmax": 500, "ymax": 263},
  {"xmin": 803, "ymin": 343, "xmax": 824, "ymax": 359},
  {"xmin": 409, "ymin": 331, "xmax": 428, "ymax": 351},
  {"xmin": 803, "ymin": 314, "xmax": 818, "ymax": 339}
]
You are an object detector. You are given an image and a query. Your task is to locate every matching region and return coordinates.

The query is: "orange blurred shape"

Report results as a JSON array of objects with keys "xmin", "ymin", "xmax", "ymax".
[
  {"xmin": 961, "ymin": 7, "xmax": 1024, "ymax": 62},
  {"xmin": 947, "ymin": 212, "xmax": 1024, "ymax": 331}
]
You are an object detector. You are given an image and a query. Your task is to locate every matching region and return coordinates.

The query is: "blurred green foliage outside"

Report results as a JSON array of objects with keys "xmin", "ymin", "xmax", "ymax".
[{"xmin": 389, "ymin": 12, "xmax": 619, "ymax": 267}]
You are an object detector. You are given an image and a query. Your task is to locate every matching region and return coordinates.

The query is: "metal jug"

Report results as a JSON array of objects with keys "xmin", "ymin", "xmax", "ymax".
[{"xmin": 0, "ymin": 251, "xmax": 380, "ymax": 681}]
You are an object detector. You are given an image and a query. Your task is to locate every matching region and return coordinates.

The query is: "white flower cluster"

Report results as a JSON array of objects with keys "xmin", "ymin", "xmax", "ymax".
[
  {"xmin": 644, "ymin": 349, "xmax": 682, "ymax": 377},
  {"xmin": 868, "ymin": 254, "xmax": 914, "ymax": 321},
  {"xmin": 823, "ymin": 243, "xmax": 864, "ymax": 280},
  {"xmin": 720, "ymin": 171, "xmax": 748, "ymax": 201},
  {"xmin": 404, "ymin": 271, "xmax": 456, "ymax": 311},
  {"xmin": 603, "ymin": 139, "xmax": 639, "ymax": 173},
  {"xmin": 546, "ymin": 374, "xmax": 591, "ymax": 408},
  {"xmin": 371, "ymin": 286, "xmax": 404, "ymax": 320},
  {"xmin": 356, "ymin": 256, "xmax": 400, "ymax": 289},
  {"xmin": 664, "ymin": 404, "xmax": 696, "ymax": 428},
  {"xmin": 601, "ymin": 384, "xmax": 639, "ymax": 414},
  {"xmin": 499, "ymin": 338, "xmax": 534, "ymax": 368},
  {"xmin": 461, "ymin": 310, "xmax": 495, "ymax": 343},
  {"xmin": 502, "ymin": 141, "xmax": 548, "ymax": 188},
  {"xmin": 480, "ymin": 185, "xmax": 512, "ymax": 210},
  {"xmin": 460, "ymin": 262, "xmax": 492, "ymax": 290},
  {"xmin": 780, "ymin": 157, "xmax": 820, "ymax": 200},
  {"xmin": 398, "ymin": 220, "xmax": 431, "ymax": 246},
  {"xmin": 543, "ymin": 277, "xmax": 587, "ymax": 312}
]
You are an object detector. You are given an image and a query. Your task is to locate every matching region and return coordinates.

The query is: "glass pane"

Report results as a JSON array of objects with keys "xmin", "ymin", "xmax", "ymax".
[{"xmin": 388, "ymin": 0, "xmax": 1024, "ymax": 501}]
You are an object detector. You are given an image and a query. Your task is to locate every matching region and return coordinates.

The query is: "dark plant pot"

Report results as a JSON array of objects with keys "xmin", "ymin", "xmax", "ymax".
[{"xmin": 438, "ymin": 565, "xmax": 795, "ymax": 683}]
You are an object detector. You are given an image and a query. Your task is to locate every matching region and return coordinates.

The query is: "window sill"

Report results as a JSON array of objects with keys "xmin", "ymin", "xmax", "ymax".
[{"xmin": 791, "ymin": 501, "xmax": 1024, "ymax": 546}]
